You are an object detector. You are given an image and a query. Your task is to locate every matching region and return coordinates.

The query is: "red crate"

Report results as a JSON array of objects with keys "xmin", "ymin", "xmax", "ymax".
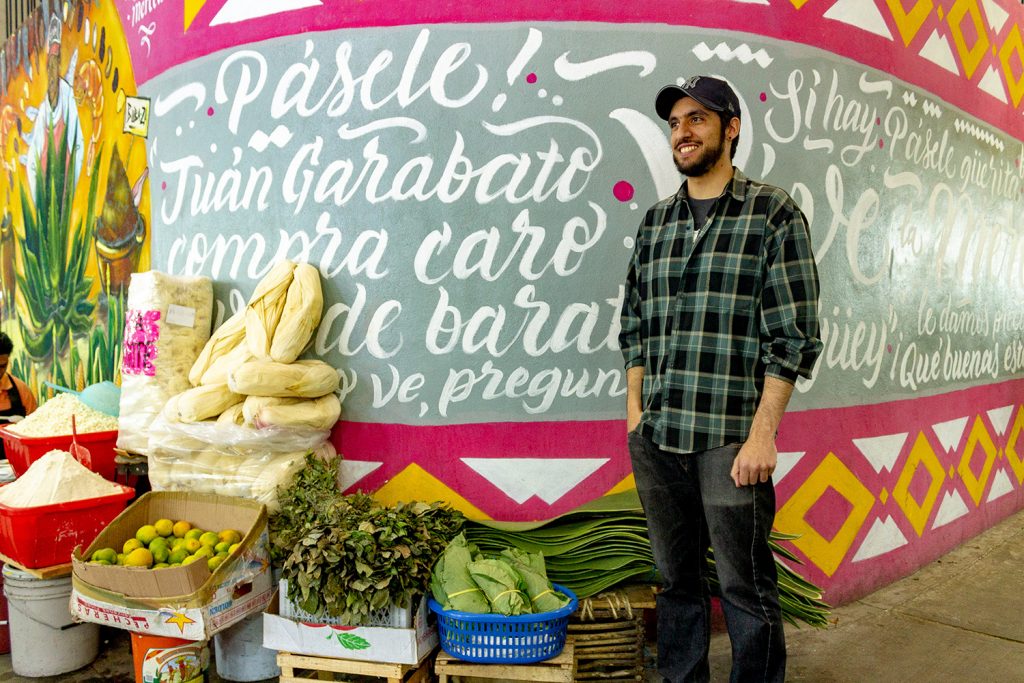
[
  {"xmin": 0, "ymin": 425, "xmax": 120, "ymax": 480},
  {"xmin": 0, "ymin": 484, "xmax": 134, "ymax": 568}
]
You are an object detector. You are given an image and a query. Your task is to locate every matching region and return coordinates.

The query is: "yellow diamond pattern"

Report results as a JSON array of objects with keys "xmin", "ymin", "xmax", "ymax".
[
  {"xmin": 892, "ymin": 432, "xmax": 946, "ymax": 536},
  {"xmin": 776, "ymin": 452, "xmax": 875, "ymax": 577},
  {"xmin": 946, "ymin": 0, "xmax": 990, "ymax": 79},
  {"xmin": 791, "ymin": 0, "xmax": 812, "ymax": 8},
  {"xmin": 1005, "ymin": 406, "xmax": 1024, "ymax": 484},
  {"xmin": 885, "ymin": 0, "xmax": 936, "ymax": 47},
  {"xmin": 999, "ymin": 24, "xmax": 1024, "ymax": 107},
  {"xmin": 958, "ymin": 416, "xmax": 997, "ymax": 506}
]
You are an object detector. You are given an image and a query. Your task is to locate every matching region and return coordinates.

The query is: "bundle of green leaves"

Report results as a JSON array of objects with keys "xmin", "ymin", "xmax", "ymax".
[
  {"xmin": 430, "ymin": 533, "xmax": 571, "ymax": 616},
  {"xmin": 269, "ymin": 453, "xmax": 465, "ymax": 625}
]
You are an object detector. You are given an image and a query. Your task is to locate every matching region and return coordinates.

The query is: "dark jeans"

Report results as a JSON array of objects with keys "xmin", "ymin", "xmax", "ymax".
[{"xmin": 628, "ymin": 431, "xmax": 785, "ymax": 683}]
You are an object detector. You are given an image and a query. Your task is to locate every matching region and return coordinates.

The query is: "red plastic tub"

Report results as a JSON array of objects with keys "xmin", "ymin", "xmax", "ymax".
[
  {"xmin": 0, "ymin": 484, "xmax": 134, "ymax": 568},
  {"xmin": 0, "ymin": 425, "xmax": 120, "ymax": 480}
]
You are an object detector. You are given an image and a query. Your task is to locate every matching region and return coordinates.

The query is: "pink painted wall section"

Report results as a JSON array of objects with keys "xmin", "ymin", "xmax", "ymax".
[
  {"xmin": 115, "ymin": 0, "xmax": 1024, "ymax": 137},
  {"xmin": 773, "ymin": 378, "xmax": 1024, "ymax": 605},
  {"xmin": 333, "ymin": 376, "xmax": 1024, "ymax": 604},
  {"xmin": 332, "ymin": 419, "xmax": 633, "ymax": 520}
]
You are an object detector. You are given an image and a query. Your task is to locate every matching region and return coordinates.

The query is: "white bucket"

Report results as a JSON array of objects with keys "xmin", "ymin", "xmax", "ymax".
[
  {"xmin": 2, "ymin": 564, "xmax": 99, "ymax": 677},
  {"xmin": 213, "ymin": 610, "xmax": 280, "ymax": 681}
]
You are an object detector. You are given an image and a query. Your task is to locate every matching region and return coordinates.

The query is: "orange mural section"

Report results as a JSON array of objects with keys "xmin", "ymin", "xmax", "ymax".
[{"xmin": 0, "ymin": 1, "xmax": 150, "ymax": 398}]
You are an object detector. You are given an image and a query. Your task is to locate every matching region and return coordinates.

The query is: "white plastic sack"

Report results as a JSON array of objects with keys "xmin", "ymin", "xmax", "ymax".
[{"xmin": 116, "ymin": 271, "xmax": 214, "ymax": 455}]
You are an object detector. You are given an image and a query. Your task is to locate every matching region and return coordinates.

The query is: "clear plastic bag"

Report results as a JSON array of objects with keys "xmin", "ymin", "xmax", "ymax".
[
  {"xmin": 117, "ymin": 271, "xmax": 214, "ymax": 455},
  {"xmin": 147, "ymin": 415, "xmax": 335, "ymax": 512}
]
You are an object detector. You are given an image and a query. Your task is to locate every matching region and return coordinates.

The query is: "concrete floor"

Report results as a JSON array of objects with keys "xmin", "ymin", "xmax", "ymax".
[{"xmin": 1, "ymin": 506, "xmax": 1022, "ymax": 682}]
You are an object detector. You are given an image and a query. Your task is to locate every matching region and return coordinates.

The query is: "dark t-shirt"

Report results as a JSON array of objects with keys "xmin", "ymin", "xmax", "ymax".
[{"xmin": 687, "ymin": 196, "xmax": 717, "ymax": 232}]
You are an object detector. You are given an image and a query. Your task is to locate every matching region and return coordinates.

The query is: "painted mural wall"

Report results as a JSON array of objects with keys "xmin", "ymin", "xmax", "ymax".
[
  {"xmin": 1, "ymin": 0, "xmax": 1015, "ymax": 605},
  {"xmin": 0, "ymin": 0, "xmax": 150, "ymax": 396}
]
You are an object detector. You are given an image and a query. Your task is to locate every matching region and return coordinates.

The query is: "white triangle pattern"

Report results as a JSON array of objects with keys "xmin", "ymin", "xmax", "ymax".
[
  {"xmin": 932, "ymin": 489, "xmax": 970, "ymax": 529},
  {"xmin": 986, "ymin": 468, "xmax": 1014, "ymax": 502},
  {"xmin": 852, "ymin": 433, "xmax": 908, "ymax": 473},
  {"xmin": 852, "ymin": 515, "xmax": 909, "ymax": 562},
  {"xmin": 986, "ymin": 405, "xmax": 1014, "ymax": 436},
  {"xmin": 211, "ymin": 0, "xmax": 323, "ymax": 26},
  {"xmin": 981, "ymin": 0, "xmax": 1009, "ymax": 32},
  {"xmin": 338, "ymin": 460, "xmax": 383, "ymax": 492},
  {"xmin": 977, "ymin": 65, "xmax": 1008, "ymax": 103},
  {"xmin": 919, "ymin": 29, "xmax": 961, "ymax": 75},
  {"xmin": 823, "ymin": 0, "xmax": 894, "ymax": 40},
  {"xmin": 932, "ymin": 417, "xmax": 968, "ymax": 453},
  {"xmin": 462, "ymin": 458, "xmax": 608, "ymax": 505},
  {"xmin": 772, "ymin": 452, "xmax": 805, "ymax": 484}
]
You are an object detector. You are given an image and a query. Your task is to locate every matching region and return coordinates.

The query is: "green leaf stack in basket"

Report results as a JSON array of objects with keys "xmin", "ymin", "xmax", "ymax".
[
  {"xmin": 430, "ymin": 532, "xmax": 571, "ymax": 615},
  {"xmin": 465, "ymin": 490, "xmax": 831, "ymax": 628}
]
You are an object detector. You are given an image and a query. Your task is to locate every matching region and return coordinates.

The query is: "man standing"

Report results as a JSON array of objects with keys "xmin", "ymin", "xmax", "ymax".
[{"xmin": 619, "ymin": 76, "xmax": 822, "ymax": 682}]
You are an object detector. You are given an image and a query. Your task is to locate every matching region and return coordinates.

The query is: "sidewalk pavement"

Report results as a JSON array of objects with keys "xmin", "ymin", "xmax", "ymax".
[
  {"xmin": 704, "ymin": 504, "xmax": 1024, "ymax": 682},
  {"xmin": 2, "ymin": 506, "xmax": 1022, "ymax": 682}
]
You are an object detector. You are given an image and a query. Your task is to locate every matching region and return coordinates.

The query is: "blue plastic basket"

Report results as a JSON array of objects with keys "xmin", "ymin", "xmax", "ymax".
[{"xmin": 427, "ymin": 583, "xmax": 578, "ymax": 664}]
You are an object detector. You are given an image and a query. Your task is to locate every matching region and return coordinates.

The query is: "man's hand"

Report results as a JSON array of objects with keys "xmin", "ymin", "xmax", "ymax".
[
  {"xmin": 731, "ymin": 375, "xmax": 794, "ymax": 486},
  {"xmin": 731, "ymin": 435, "xmax": 777, "ymax": 487}
]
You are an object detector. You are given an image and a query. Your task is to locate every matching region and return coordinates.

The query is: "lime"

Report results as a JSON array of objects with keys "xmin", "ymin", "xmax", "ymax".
[
  {"xmin": 218, "ymin": 529, "xmax": 242, "ymax": 546},
  {"xmin": 124, "ymin": 547, "xmax": 154, "ymax": 568},
  {"xmin": 136, "ymin": 525, "xmax": 159, "ymax": 546}
]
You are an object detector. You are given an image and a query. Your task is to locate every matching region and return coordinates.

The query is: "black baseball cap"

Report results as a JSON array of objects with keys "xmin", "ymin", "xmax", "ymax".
[{"xmin": 655, "ymin": 76, "xmax": 741, "ymax": 121}]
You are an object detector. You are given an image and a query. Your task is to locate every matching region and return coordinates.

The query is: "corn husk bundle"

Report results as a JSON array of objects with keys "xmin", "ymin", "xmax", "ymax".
[
  {"xmin": 188, "ymin": 310, "xmax": 247, "ymax": 386},
  {"xmin": 155, "ymin": 259, "xmax": 342, "ymax": 510},
  {"xmin": 166, "ymin": 259, "xmax": 339, "ymax": 432},
  {"xmin": 246, "ymin": 260, "xmax": 296, "ymax": 359},
  {"xmin": 243, "ymin": 394, "xmax": 341, "ymax": 431},
  {"xmin": 228, "ymin": 360, "xmax": 339, "ymax": 398},
  {"xmin": 271, "ymin": 263, "xmax": 323, "ymax": 363},
  {"xmin": 167, "ymin": 384, "xmax": 244, "ymax": 423}
]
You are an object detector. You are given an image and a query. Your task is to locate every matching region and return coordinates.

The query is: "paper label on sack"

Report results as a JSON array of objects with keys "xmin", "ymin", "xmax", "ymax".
[
  {"xmin": 122, "ymin": 309, "xmax": 161, "ymax": 376},
  {"xmin": 166, "ymin": 304, "xmax": 197, "ymax": 328}
]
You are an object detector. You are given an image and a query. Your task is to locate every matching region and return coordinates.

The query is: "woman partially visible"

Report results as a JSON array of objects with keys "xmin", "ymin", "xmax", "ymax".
[{"xmin": 0, "ymin": 331, "xmax": 37, "ymax": 440}]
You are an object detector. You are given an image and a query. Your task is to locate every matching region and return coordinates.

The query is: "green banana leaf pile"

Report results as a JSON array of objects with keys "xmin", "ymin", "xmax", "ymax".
[
  {"xmin": 465, "ymin": 491, "xmax": 830, "ymax": 628},
  {"xmin": 430, "ymin": 533, "xmax": 571, "ymax": 615}
]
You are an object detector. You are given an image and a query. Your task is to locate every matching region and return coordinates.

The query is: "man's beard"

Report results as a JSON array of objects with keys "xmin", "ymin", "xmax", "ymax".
[{"xmin": 674, "ymin": 128, "xmax": 727, "ymax": 177}]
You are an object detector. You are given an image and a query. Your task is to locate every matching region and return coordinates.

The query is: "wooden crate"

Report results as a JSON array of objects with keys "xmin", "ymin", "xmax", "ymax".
[
  {"xmin": 569, "ymin": 587, "xmax": 652, "ymax": 682},
  {"xmin": 277, "ymin": 650, "xmax": 435, "ymax": 683},
  {"xmin": 434, "ymin": 642, "xmax": 575, "ymax": 683}
]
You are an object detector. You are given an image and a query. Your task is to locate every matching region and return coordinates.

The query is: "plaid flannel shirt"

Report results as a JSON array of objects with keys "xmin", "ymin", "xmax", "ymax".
[{"xmin": 619, "ymin": 168, "xmax": 822, "ymax": 454}]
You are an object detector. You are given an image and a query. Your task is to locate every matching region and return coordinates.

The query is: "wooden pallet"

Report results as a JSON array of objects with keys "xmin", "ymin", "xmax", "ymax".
[
  {"xmin": 434, "ymin": 642, "xmax": 575, "ymax": 683},
  {"xmin": 276, "ymin": 651, "xmax": 435, "ymax": 683}
]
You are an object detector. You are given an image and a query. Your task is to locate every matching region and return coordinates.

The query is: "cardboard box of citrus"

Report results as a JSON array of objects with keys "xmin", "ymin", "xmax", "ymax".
[
  {"xmin": 71, "ymin": 491, "xmax": 267, "ymax": 599},
  {"xmin": 70, "ymin": 491, "xmax": 273, "ymax": 639}
]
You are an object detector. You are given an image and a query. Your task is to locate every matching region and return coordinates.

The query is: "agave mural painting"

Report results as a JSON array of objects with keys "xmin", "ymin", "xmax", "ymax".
[{"xmin": 0, "ymin": 1, "xmax": 150, "ymax": 397}]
